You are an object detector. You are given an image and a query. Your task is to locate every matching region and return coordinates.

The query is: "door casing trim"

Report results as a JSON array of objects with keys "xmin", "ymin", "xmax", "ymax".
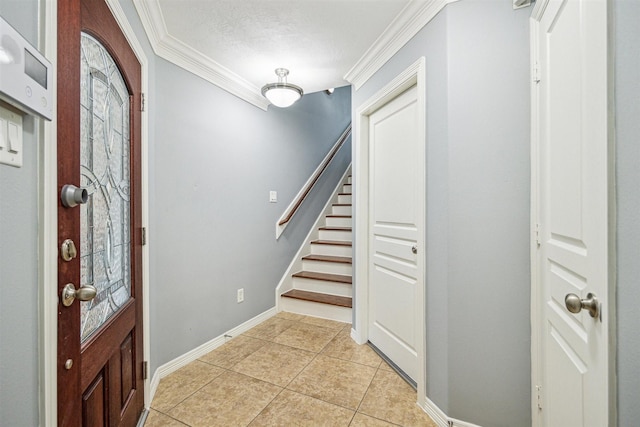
[
  {"xmin": 40, "ymin": 0, "xmax": 150, "ymax": 424},
  {"xmin": 353, "ymin": 56, "xmax": 427, "ymax": 407}
]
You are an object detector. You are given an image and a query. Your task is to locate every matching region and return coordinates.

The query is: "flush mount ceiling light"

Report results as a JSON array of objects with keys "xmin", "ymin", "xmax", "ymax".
[{"xmin": 261, "ymin": 68, "xmax": 303, "ymax": 108}]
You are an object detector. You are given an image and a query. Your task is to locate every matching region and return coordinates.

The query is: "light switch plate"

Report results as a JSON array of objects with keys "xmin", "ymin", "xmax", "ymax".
[
  {"xmin": 0, "ymin": 104, "xmax": 23, "ymax": 167},
  {"xmin": 269, "ymin": 191, "xmax": 277, "ymax": 203}
]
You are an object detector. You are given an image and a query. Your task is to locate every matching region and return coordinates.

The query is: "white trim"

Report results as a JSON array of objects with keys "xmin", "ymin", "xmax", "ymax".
[
  {"xmin": 149, "ymin": 307, "xmax": 277, "ymax": 403},
  {"xmin": 529, "ymin": 2, "xmax": 543, "ymax": 425},
  {"xmin": 418, "ymin": 396, "xmax": 483, "ymax": 427},
  {"xmin": 274, "ymin": 166, "xmax": 352, "ymax": 309},
  {"xmin": 104, "ymin": 0, "xmax": 152, "ymax": 410},
  {"xmin": 344, "ymin": 0, "xmax": 457, "ymax": 90},
  {"xmin": 39, "ymin": 1, "xmax": 58, "ymax": 425},
  {"xmin": 276, "ymin": 129, "xmax": 351, "ymax": 239},
  {"xmin": 132, "ymin": 0, "xmax": 269, "ymax": 111},
  {"xmin": 353, "ymin": 56, "xmax": 427, "ymax": 410}
]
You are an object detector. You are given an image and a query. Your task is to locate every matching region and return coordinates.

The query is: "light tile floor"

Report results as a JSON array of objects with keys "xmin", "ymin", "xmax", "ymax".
[{"xmin": 145, "ymin": 312, "xmax": 437, "ymax": 427}]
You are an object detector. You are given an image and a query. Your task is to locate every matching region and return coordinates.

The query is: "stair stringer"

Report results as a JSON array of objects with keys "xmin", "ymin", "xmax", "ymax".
[{"xmin": 275, "ymin": 165, "xmax": 352, "ymax": 314}]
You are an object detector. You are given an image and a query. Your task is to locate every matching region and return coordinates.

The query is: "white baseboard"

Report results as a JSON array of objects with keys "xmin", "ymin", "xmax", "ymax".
[
  {"xmin": 350, "ymin": 327, "xmax": 366, "ymax": 345},
  {"xmin": 419, "ymin": 396, "xmax": 482, "ymax": 427},
  {"xmin": 147, "ymin": 307, "xmax": 276, "ymax": 405}
]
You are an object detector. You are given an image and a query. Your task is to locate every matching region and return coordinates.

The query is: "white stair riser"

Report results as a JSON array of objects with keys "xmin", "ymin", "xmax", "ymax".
[
  {"xmin": 280, "ymin": 299, "xmax": 352, "ymax": 323},
  {"xmin": 332, "ymin": 205, "xmax": 352, "ymax": 215},
  {"xmin": 346, "ymin": 176, "xmax": 352, "ymax": 185},
  {"xmin": 302, "ymin": 260, "xmax": 353, "ymax": 276},
  {"xmin": 338, "ymin": 194, "xmax": 352, "ymax": 204},
  {"xmin": 326, "ymin": 217, "xmax": 352, "ymax": 227},
  {"xmin": 311, "ymin": 243, "xmax": 352, "ymax": 257},
  {"xmin": 292, "ymin": 277, "xmax": 352, "ymax": 297},
  {"xmin": 343, "ymin": 184, "xmax": 352, "ymax": 193},
  {"xmin": 319, "ymin": 229, "xmax": 352, "ymax": 241}
]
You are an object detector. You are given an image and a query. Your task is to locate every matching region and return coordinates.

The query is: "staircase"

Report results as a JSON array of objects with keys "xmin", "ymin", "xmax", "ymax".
[{"xmin": 279, "ymin": 173, "xmax": 353, "ymax": 322}]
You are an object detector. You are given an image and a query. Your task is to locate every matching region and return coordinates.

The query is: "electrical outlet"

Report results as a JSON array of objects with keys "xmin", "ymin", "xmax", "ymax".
[{"xmin": 237, "ymin": 288, "xmax": 244, "ymax": 303}]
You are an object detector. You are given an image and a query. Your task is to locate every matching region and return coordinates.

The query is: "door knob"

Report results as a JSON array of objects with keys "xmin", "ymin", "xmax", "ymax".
[
  {"xmin": 411, "ymin": 245, "xmax": 418, "ymax": 254},
  {"xmin": 565, "ymin": 292, "xmax": 599, "ymax": 318},
  {"xmin": 61, "ymin": 283, "xmax": 97, "ymax": 307}
]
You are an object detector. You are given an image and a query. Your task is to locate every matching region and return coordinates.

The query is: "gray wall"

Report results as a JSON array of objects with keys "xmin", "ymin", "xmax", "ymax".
[
  {"xmin": 352, "ymin": 1, "xmax": 531, "ymax": 425},
  {"xmin": 0, "ymin": 1, "xmax": 41, "ymax": 426},
  {"xmin": 614, "ymin": 0, "xmax": 640, "ymax": 424},
  {"xmin": 117, "ymin": 2, "xmax": 352, "ymax": 374}
]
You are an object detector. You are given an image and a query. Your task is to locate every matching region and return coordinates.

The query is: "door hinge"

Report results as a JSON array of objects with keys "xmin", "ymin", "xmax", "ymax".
[
  {"xmin": 533, "ymin": 61, "xmax": 540, "ymax": 84},
  {"xmin": 535, "ymin": 223, "xmax": 541, "ymax": 247},
  {"xmin": 142, "ymin": 361, "xmax": 149, "ymax": 380},
  {"xmin": 536, "ymin": 385, "xmax": 543, "ymax": 410},
  {"xmin": 141, "ymin": 227, "xmax": 147, "ymax": 246},
  {"xmin": 141, "ymin": 93, "xmax": 146, "ymax": 112}
]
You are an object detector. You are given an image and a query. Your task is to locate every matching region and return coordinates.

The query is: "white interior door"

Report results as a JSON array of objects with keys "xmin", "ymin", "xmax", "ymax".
[
  {"xmin": 533, "ymin": 0, "xmax": 611, "ymax": 425},
  {"xmin": 368, "ymin": 85, "xmax": 423, "ymax": 382}
]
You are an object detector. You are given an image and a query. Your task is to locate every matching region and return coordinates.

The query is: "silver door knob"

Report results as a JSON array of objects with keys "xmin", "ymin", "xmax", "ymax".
[
  {"xmin": 61, "ymin": 283, "xmax": 97, "ymax": 307},
  {"xmin": 411, "ymin": 245, "xmax": 418, "ymax": 254},
  {"xmin": 565, "ymin": 292, "xmax": 599, "ymax": 318}
]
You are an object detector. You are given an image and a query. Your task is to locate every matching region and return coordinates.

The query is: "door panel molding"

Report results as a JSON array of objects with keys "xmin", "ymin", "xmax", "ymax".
[
  {"xmin": 40, "ymin": 0, "xmax": 150, "ymax": 424},
  {"xmin": 354, "ymin": 57, "xmax": 426, "ymax": 405}
]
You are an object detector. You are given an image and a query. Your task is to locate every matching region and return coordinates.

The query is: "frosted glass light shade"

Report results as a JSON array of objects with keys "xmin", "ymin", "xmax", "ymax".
[
  {"xmin": 261, "ymin": 68, "xmax": 303, "ymax": 108},
  {"xmin": 263, "ymin": 85, "xmax": 302, "ymax": 108}
]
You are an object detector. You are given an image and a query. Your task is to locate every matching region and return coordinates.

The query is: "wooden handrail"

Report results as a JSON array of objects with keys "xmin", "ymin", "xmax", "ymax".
[{"xmin": 278, "ymin": 124, "xmax": 352, "ymax": 227}]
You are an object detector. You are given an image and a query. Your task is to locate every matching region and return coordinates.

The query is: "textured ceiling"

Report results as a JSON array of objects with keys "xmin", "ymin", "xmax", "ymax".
[{"xmin": 154, "ymin": 0, "xmax": 411, "ymax": 94}]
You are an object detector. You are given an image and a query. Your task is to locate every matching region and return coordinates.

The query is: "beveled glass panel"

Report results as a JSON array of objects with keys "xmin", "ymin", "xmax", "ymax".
[{"xmin": 80, "ymin": 33, "xmax": 131, "ymax": 342}]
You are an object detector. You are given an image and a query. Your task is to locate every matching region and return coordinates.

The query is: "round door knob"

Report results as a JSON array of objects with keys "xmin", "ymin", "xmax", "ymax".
[
  {"xmin": 565, "ymin": 292, "xmax": 599, "ymax": 318},
  {"xmin": 61, "ymin": 283, "xmax": 97, "ymax": 307},
  {"xmin": 411, "ymin": 245, "xmax": 418, "ymax": 254}
]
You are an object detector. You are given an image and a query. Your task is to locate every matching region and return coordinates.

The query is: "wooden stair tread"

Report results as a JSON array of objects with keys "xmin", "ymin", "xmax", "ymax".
[
  {"xmin": 281, "ymin": 290, "xmax": 352, "ymax": 308},
  {"xmin": 319, "ymin": 226, "xmax": 352, "ymax": 231},
  {"xmin": 311, "ymin": 240, "xmax": 352, "ymax": 246},
  {"xmin": 333, "ymin": 203, "xmax": 352, "ymax": 207},
  {"xmin": 302, "ymin": 254, "xmax": 352, "ymax": 264},
  {"xmin": 326, "ymin": 214, "xmax": 352, "ymax": 218},
  {"xmin": 338, "ymin": 192, "xmax": 352, "ymax": 196},
  {"xmin": 293, "ymin": 271, "xmax": 352, "ymax": 284}
]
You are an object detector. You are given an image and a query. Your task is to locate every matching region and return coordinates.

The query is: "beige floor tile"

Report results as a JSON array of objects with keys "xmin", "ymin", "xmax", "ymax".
[
  {"xmin": 300, "ymin": 315, "xmax": 348, "ymax": 330},
  {"xmin": 198, "ymin": 335, "xmax": 266, "ymax": 369},
  {"xmin": 168, "ymin": 371, "xmax": 282, "ymax": 427},
  {"xmin": 232, "ymin": 341, "xmax": 315, "ymax": 386},
  {"xmin": 273, "ymin": 321, "xmax": 340, "ymax": 353},
  {"xmin": 322, "ymin": 331, "xmax": 382, "ymax": 368},
  {"xmin": 287, "ymin": 355, "xmax": 376, "ymax": 410},
  {"xmin": 144, "ymin": 409, "xmax": 188, "ymax": 427},
  {"xmin": 275, "ymin": 311, "xmax": 306, "ymax": 321},
  {"xmin": 249, "ymin": 389, "xmax": 354, "ymax": 426},
  {"xmin": 243, "ymin": 316, "xmax": 295, "ymax": 341},
  {"xmin": 350, "ymin": 413, "xmax": 398, "ymax": 426},
  {"xmin": 379, "ymin": 359, "xmax": 395, "ymax": 372},
  {"xmin": 151, "ymin": 361, "xmax": 224, "ymax": 412},
  {"xmin": 358, "ymin": 370, "xmax": 437, "ymax": 427}
]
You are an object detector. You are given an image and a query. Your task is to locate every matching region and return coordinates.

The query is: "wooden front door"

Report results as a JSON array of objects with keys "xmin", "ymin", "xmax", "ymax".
[{"xmin": 57, "ymin": 0, "xmax": 144, "ymax": 425}]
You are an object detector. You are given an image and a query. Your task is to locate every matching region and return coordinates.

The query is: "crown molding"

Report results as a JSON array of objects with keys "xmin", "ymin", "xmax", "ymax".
[
  {"xmin": 133, "ymin": 0, "xmax": 270, "ymax": 110},
  {"xmin": 344, "ymin": 0, "xmax": 458, "ymax": 90}
]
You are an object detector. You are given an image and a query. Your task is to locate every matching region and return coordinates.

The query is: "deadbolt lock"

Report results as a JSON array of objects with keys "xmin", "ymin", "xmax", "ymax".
[{"xmin": 61, "ymin": 239, "xmax": 77, "ymax": 261}]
